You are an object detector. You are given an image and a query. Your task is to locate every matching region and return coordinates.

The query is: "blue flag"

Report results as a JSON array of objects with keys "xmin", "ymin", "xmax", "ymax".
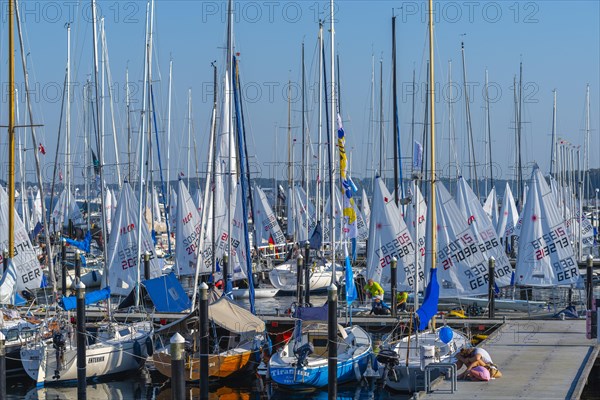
[{"xmin": 415, "ymin": 268, "xmax": 439, "ymax": 331}]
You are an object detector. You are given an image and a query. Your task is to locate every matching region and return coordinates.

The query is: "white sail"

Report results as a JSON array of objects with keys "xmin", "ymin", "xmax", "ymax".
[
  {"xmin": 51, "ymin": 188, "xmax": 83, "ymax": 231},
  {"xmin": 482, "ymin": 186, "xmax": 499, "ymax": 229},
  {"xmin": 286, "ymin": 187, "xmax": 295, "ymax": 238},
  {"xmin": 111, "ymin": 188, "xmax": 118, "ymax": 220},
  {"xmin": 0, "ymin": 186, "xmax": 43, "ymax": 294},
  {"xmin": 169, "ymin": 188, "xmax": 177, "ymax": 233},
  {"xmin": 253, "ymin": 185, "xmax": 286, "ymax": 247},
  {"xmin": 515, "ymin": 167, "xmax": 578, "ymax": 286},
  {"xmin": 435, "ymin": 181, "xmax": 491, "ymax": 297},
  {"xmin": 106, "ymin": 182, "xmax": 161, "ymax": 296},
  {"xmin": 355, "ymin": 203, "xmax": 369, "ymax": 241},
  {"xmin": 323, "ymin": 190, "xmax": 343, "ymax": 244},
  {"xmin": 30, "ymin": 188, "xmax": 43, "ymax": 229},
  {"xmin": 194, "ymin": 188, "xmax": 204, "ymax": 222},
  {"xmin": 361, "ymin": 188, "xmax": 371, "ymax": 226},
  {"xmin": 230, "ymin": 184, "xmax": 249, "ymax": 281},
  {"xmin": 105, "ymin": 187, "xmax": 113, "ymax": 235},
  {"xmin": 404, "ymin": 181, "xmax": 427, "ymax": 277},
  {"xmin": 497, "ymin": 182, "xmax": 520, "ymax": 245},
  {"xmin": 366, "ymin": 177, "xmax": 421, "ymax": 291},
  {"xmin": 175, "ymin": 180, "xmax": 203, "ymax": 276},
  {"xmin": 456, "ymin": 178, "xmax": 512, "ymax": 287}
]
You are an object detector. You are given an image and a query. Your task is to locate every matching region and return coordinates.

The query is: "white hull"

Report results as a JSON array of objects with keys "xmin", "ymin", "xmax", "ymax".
[
  {"xmin": 232, "ymin": 287, "xmax": 279, "ymax": 299},
  {"xmin": 445, "ymin": 296, "xmax": 546, "ymax": 312},
  {"xmin": 380, "ymin": 329, "xmax": 467, "ymax": 393},
  {"xmin": 268, "ymin": 260, "xmax": 343, "ymax": 293},
  {"xmin": 21, "ymin": 321, "xmax": 153, "ymax": 385}
]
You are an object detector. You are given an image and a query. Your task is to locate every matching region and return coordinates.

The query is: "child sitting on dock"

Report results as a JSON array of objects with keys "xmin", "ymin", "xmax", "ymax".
[{"xmin": 456, "ymin": 346, "xmax": 502, "ymax": 380}]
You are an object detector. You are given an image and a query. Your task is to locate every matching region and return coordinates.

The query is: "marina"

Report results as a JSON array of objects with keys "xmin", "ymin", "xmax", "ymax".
[{"xmin": 0, "ymin": 0, "xmax": 598, "ymax": 399}]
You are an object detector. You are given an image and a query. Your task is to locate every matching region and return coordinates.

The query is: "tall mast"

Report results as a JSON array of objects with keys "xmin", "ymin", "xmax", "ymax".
[
  {"xmin": 392, "ymin": 15, "xmax": 399, "ymax": 207},
  {"xmin": 485, "ymin": 69, "xmax": 494, "ymax": 190},
  {"xmin": 461, "ymin": 42, "xmax": 479, "ymax": 197},
  {"xmin": 8, "ymin": 0, "xmax": 16, "ymax": 257},
  {"xmin": 317, "ymin": 22, "xmax": 323, "ymax": 224},
  {"xmin": 126, "ymin": 67, "xmax": 132, "ymax": 182},
  {"xmin": 91, "ymin": 0, "xmax": 111, "ymax": 312},
  {"xmin": 585, "ymin": 84, "xmax": 590, "ymax": 202},
  {"xmin": 517, "ymin": 62, "xmax": 524, "ymax": 210},
  {"xmin": 226, "ymin": 0, "xmax": 234, "ymax": 291},
  {"xmin": 66, "ymin": 23, "xmax": 71, "ymax": 201},
  {"xmin": 550, "ymin": 89, "xmax": 557, "ymax": 177},
  {"xmin": 330, "ymin": 0, "xmax": 336, "ymax": 281},
  {"xmin": 370, "ymin": 54, "xmax": 376, "ymax": 190},
  {"xmin": 428, "ymin": 0, "xmax": 437, "ymax": 270},
  {"xmin": 301, "ymin": 42, "xmax": 306, "ymax": 189},
  {"xmin": 379, "ymin": 57, "xmax": 384, "ymax": 179},
  {"xmin": 166, "ymin": 60, "xmax": 173, "ymax": 204},
  {"xmin": 187, "ymin": 89, "xmax": 192, "ymax": 188},
  {"xmin": 410, "ymin": 68, "xmax": 416, "ymax": 177}
]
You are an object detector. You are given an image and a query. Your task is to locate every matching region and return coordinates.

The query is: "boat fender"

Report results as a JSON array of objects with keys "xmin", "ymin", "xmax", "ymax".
[
  {"xmin": 91, "ymin": 270, "xmax": 99, "ymax": 282},
  {"xmin": 146, "ymin": 336, "xmax": 154, "ymax": 357}
]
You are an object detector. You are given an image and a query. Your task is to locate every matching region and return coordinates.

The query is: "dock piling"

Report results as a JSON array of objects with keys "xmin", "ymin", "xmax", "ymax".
[
  {"xmin": 199, "ymin": 282, "xmax": 209, "ymax": 399},
  {"xmin": 0, "ymin": 331, "xmax": 5, "ymax": 399},
  {"xmin": 586, "ymin": 254, "xmax": 593, "ymax": 310},
  {"xmin": 171, "ymin": 333, "xmax": 186, "ymax": 400},
  {"xmin": 296, "ymin": 254, "xmax": 304, "ymax": 305},
  {"xmin": 488, "ymin": 256, "xmax": 495, "ymax": 319},
  {"xmin": 76, "ymin": 280, "xmax": 86, "ymax": 400},
  {"xmin": 391, "ymin": 257, "xmax": 397, "ymax": 317},
  {"xmin": 328, "ymin": 283, "xmax": 338, "ymax": 400}
]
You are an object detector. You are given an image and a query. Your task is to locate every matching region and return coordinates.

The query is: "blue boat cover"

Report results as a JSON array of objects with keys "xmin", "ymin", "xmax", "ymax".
[
  {"xmin": 61, "ymin": 287, "xmax": 111, "ymax": 311},
  {"xmin": 143, "ymin": 272, "xmax": 191, "ymax": 312},
  {"xmin": 293, "ymin": 303, "xmax": 328, "ymax": 321}
]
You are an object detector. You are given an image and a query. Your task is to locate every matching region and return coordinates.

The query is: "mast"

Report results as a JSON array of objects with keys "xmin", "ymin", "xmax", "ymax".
[
  {"xmin": 167, "ymin": 60, "xmax": 173, "ymax": 210},
  {"xmin": 91, "ymin": 0, "xmax": 111, "ymax": 312},
  {"xmin": 211, "ymin": 62, "xmax": 217, "ymax": 279},
  {"xmin": 225, "ymin": 0, "xmax": 234, "ymax": 293},
  {"xmin": 428, "ymin": 0, "xmax": 437, "ymax": 270},
  {"xmin": 585, "ymin": 84, "xmax": 590, "ymax": 203},
  {"xmin": 329, "ymin": 0, "xmax": 336, "ymax": 281},
  {"xmin": 126, "ymin": 67, "xmax": 132, "ymax": 182},
  {"xmin": 379, "ymin": 57, "xmax": 384, "ymax": 179},
  {"xmin": 485, "ymin": 69, "xmax": 494, "ymax": 191},
  {"xmin": 8, "ymin": 0, "xmax": 16, "ymax": 258},
  {"xmin": 317, "ymin": 22, "xmax": 323, "ymax": 225},
  {"xmin": 187, "ymin": 89, "xmax": 192, "ymax": 188},
  {"xmin": 392, "ymin": 15, "xmax": 399, "ymax": 207},
  {"xmin": 461, "ymin": 42, "xmax": 479, "ymax": 197},
  {"xmin": 517, "ymin": 62, "xmax": 524, "ymax": 211},
  {"xmin": 550, "ymin": 89, "xmax": 557, "ymax": 177},
  {"xmin": 66, "ymin": 23, "xmax": 71, "ymax": 206},
  {"xmin": 370, "ymin": 54, "xmax": 376, "ymax": 190},
  {"xmin": 410, "ymin": 68, "xmax": 416, "ymax": 177},
  {"xmin": 301, "ymin": 42, "xmax": 306, "ymax": 189}
]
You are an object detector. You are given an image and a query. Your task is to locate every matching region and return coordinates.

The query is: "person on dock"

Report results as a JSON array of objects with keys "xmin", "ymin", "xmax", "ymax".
[
  {"xmin": 364, "ymin": 279, "xmax": 390, "ymax": 315},
  {"xmin": 456, "ymin": 346, "xmax": 502, "ymax": 379},
  {"xmin": 396, "ymin": 291, "xmax": 408, "ymax": 312}
]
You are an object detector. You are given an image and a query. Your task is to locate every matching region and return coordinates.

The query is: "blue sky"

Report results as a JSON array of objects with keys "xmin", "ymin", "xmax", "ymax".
[{"xmin": 1, "ymin": 0, "xmax": 598, "ymax": 189}]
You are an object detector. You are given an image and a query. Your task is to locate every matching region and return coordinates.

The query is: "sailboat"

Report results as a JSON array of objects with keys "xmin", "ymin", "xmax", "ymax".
[
  {"xmin": 152, "ymin": 294, "xmax": 265, "ymax": 382},
  {"xmin": 268, "ymin": 304, "xmax": 372, "ymax": 389},
  {"xmin": 377, "ymin": 8, "xmax": 468, "ymax": 393}
]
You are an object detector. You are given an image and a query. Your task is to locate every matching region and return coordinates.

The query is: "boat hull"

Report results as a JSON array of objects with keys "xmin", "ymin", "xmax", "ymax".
[{"xmin": 153, "ymin": 348, "xmax": 258, "ymax": 381}]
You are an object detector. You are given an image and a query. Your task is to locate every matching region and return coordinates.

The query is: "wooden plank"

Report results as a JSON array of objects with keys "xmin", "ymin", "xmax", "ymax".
[{"xmin": 420, "ymin": 320, "xmax": 598, "ymax": 400}]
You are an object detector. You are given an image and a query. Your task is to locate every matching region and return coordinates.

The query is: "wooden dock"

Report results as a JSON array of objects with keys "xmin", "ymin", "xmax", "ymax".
[{"xmin": 419, "ymin": 319, "xmax": 599, "ymax": 400}]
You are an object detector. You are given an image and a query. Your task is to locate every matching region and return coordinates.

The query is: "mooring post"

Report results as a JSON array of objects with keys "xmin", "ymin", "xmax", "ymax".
[
  {"xmin": 76, "ymin": 280, "xmax": 86, "ymax": 400},
  {"xmin": 328, "ymin": 283, "xmax": 338, "ymax": 399},
  {"xmin": 222, "ymin": 254, "xmax": 229, "ymax": 294},
  {"xmin": 171, "ymin": 333, "xmax": 186, "ymax": 400},
  {"xmin": 74, "ymin": 249, "xmax": 81, "ymax": 283},
  {"xmin": 199, "ymin": 282, "xmax": 209, "ymax": 399},
  {"xmin": 296, "ymin": 254, "xmax": 304, "ymax": 305},
  {"xmin": 587, "ymin": 255, "xmax": 594, "ymax": 310},
  {"xmin": 390, "ymin": 257, "xmax": 398, "ymax": 317},
  {"xmin": 488, "ymin": 256, "xmax": 496, "ymax": 319},
  {"xmin": 304, "ymin": 241, "xmax": 311, "ymax": 304}
]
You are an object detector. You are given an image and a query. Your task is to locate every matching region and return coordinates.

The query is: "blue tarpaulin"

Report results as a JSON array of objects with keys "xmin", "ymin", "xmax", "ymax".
[
  {"xmin": 64, "ymin": 231, "xmax": 92, "ymax": 253},
  {"xmin": 61, "ymin": 287, "xmax": 111, "ymax": 311},
  {"xmin": 293, "ymin": 303, "xmax": 328, "ymax": 321},
  {"xmin": 415, "ymin": 268, "xmax": 439, "ymax": 331},
  {"xmin": 143, "ymin": 272, "xmax": 191, "ymax": 312}
]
